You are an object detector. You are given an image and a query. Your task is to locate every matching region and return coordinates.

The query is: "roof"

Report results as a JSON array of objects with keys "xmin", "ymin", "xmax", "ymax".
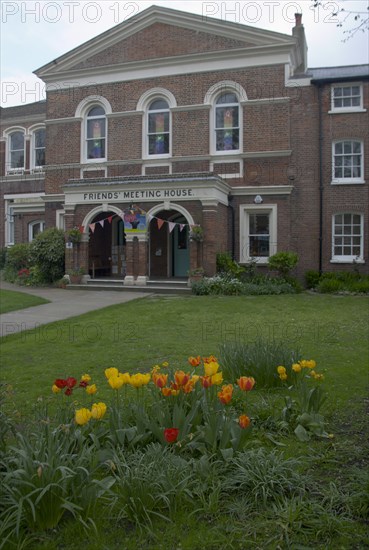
[{"xmin": 309, "ymin": 64, "xmax": 369, "ymax": 82}]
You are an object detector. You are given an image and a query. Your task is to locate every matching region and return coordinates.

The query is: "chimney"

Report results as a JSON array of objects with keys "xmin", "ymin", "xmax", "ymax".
[
  {"xmin": 292, "ymin": 13, "xmax": 308, "ymax": 74},
  {"xmin": 295, "ymin": 13, "xmax": 302, "ymax": 27}
]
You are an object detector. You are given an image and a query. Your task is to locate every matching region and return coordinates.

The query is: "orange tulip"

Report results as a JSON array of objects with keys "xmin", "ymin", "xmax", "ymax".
[
  {"xmin": 161, "ymin": 387, "xmax": 172, "ymax": 397},
  {"xmin": 200, "ymin": 376, "xmax": 212, "ymax": 389},
  {"xmin": 203, "ymin": 355, "xmax": 217, "ymax": 364},
  {"xmin": 218, "ymin": 384, "xmax": 233, "ymax": 405},
  {"xmin": 153, "ymin": 372, "xmax": 168, "ymax": 388},
  {"xmin": 237, "ymin": 376, "xmax": 255, "ymax": 392},
  {"xmin": 174, "ymin": 370, "xmax": 190, "ymax": 386},
  {"xmin": 188, "ymin": 355, "xmax": 201, "ymax": 367},
  {"xmin": 238, "ymin": 414, "xmax": 251, "ymax": 429}
]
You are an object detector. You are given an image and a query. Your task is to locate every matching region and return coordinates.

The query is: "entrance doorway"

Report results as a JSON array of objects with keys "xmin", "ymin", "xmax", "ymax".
[
  {"xmin": 88, "ymin": 212, "xmax": 126, "ymax": 278},
  {"xmin": 149, "ymin": 210, "xmax": 189, "ymax": 278}
]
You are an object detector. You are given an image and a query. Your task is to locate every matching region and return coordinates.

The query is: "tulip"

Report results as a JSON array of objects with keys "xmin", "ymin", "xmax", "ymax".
[
  {"xmin": 75, "ymin": 408, "xmax": 91, "ymax": 425},
  {"xmin": 164, "ymin": 428, "xmax": 179, "ymax": 443},
  {"xmin": 161, "ymin": 387, "xmax": 172, "ymax": 396},
  {"xmin": 91, "ymin": 402, "xmax": 107, "ymax": 420},
  {"xmin": 174, "ymin": 370, "xmax": 190, "ymax": 386},
  {"xmin": 292, "ymin": 363, "xmax": 302, "ymax": 373},
  {"xmin": 86, "ymin": 384, "xmax": 97, "ymax": 395},
  {"xmin": 279, "ymin": 373, "xmax": 288, "ymax": 381},
  {"xmin": 203, "ymin": 355, "xmax": 217, "ymax": 364},
  {"xmin": 191, "ymin": 375, "xmax": 200, "ymax": 385},
  {"xmin": 129, "ymin": 373, "xmax": 151, "ymax": 388},
  {"xmin": 153, "ymin": 372, "xmax": 168, "ymax": 388},
  {"xmin": 211, "ymin": 372, "xmax": 223, "ymax": 386},
  {"xmin": 54, "ymin": 378, "xmax": 67, "ymax": 389},
  {"xmin": 80, "ymin": 374, "xmax": 91, "ymax": 383},
  {"xmin": 51, "ymin": 384, "xmax": 61, "ymax": 394},
  {"xmin": 66, "ymin": 377, "xmax": 77, "ymax": 389},
  {"xmin": 204, "ymin": 361, "xmax": 219, "ymax": 377},
  {"xmin": 183, "ymin": 380, "xmax": 195, "ymax": 393},
  {"xmin": 237, "ymin": 376, "xmax": 255, "ymax": 391},
  {"xmin": 188, "ymin": 356, "xmax": 201, "ymax": 367},
  {"xmin": 105, "ymin": 367, "xmax": 119, "ymax": 380},
  {"xmin": 161, "ymin": 361, "xmax": 169, "ymax": 367},
  {"xmin": 277, "ymin": 366, "xmax": 286, "ymax": 375},
  {"xmin": 218, "ymin": 384, "xmax": 233, "ymax": 405},
  {"xmin": 108, "ymin": 374, "xmax": 125, "ymax": 390},
  {"xmin": 238, "ymin": 414, "xmax": 251, "ymax": 429},
  {"xmin": 200, "ymin": 376, "xmax": 212, "ymax": 388}
]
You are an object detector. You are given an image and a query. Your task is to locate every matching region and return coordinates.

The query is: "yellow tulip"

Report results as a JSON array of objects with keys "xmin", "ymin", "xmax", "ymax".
[
  {"xmin": 86, "ymin": 384, "xmax": 97, "ymax": 395},
  {"xmin": 279, "ymin": 373, "xmax": 288, "ymax": 381},
  {"xmin": 129, "ymin": 373, "xmax": 151, "ymax": 388},
  {"xmin": 292, "ymin": 363, "xmax": 302, "ymax": 373},
  {"xmin": 108, "ymin": 374, "xmax": 125, "ymax": 390},
  {"xmin": 91, "ymin": 402, "xmax": 107, "ymax": 420},
  {"xmin": 105, "ymin": 367, "xmax": 119, "ymax": 380},
  {"xmin": 75, "ymin": 408, "xmax": 91, "ymax": 425},
  {"xmin": 191, "ymin": 375, "xmax": 200, "ymax": 385},
  {"xmin": 80, "ymin": 374, "xmax": 91, "ymax": 383},
  {"xmin": 277, "ymin": 366, "xmax": 286, "ymax": 375},
  {"xmin": 204, "ymin": 361, "xmax": 219, "ymax": 377},
  {"xmin": 211, "ymin": 372, "xmax": 223, "ymax": 386},
  {"xmin": 52, "ymin": 384, "xmax": 61, "ymax": 394}
]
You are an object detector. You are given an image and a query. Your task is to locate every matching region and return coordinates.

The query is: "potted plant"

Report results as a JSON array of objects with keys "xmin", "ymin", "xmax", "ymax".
[
  {"xmin": 65, "ymin": 227, "xmax": 82, "ymax": 245},
  {"xmin": 189, "ymin": 225, "xmax": 204, "ymax": 242},
  {"xmin": 68, "ymin": 267, "xmax": 85, "ymax": 284}
]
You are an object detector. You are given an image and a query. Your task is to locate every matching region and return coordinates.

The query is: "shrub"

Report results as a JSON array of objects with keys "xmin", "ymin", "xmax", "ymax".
[
  {"xmin": 30, "ymin": 228, "xmax": 65, "ymax": 283},
  {"xmin": 216, "ymin": 253, "xmax": 245, "ymax": 279},
  {"xmin": 268, "ymin": 252, "xmax": 299, "ymax": 278},
  {"xmin": 192, "ymin": 274, "xmax": 298, "ymax": 296},
  {"xmin": 4, "ymin": 243, "xmax": 30, "ymax": 271},
  {"xmin": 318, "ymin": 278, "xmax": 344, "ymax": 293},
  {"xmin": 305, "ymin": 270, "xmax": 321, "ymax": 289},
  {"xmin": 0, "ymin": 248, "xmax": 7, "ymax": 270}
]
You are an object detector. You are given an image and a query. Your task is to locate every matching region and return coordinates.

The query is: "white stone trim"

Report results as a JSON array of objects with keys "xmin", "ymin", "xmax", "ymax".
[
  {"xmin": 81, "ymin": 204, "xmax": 123, "ymax": 232},
  {"xmin": 146, "ymin": 203, "xmax": 195, "ymax": 226},
  {"xmin": 240, "ymin": 203, "xmax": 277, "ymax": 264}
]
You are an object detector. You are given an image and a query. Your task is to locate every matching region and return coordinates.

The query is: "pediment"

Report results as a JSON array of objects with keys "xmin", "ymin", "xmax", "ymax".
[{"xmin": 35, "ymin": 5, "xmax": 295, "ymax": 79}]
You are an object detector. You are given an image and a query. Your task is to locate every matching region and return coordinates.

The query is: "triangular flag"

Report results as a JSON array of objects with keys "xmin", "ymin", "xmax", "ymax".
[
  {"xmin": 157, "ymin": 218, "xmax": 165, "ymax": 230},
  {"xmin": 179, "ymin": 224, "xmax": 185, "ymax": 232},
  {"xmin": 99, "ymin": 220, "xmax": 105, "ymax": 228},
  {"xmin": 168, "ymin": 221, "xmax": 176, "ymax": 233},
  {"xmin": 89, "ymin": 223, "xmax": 96, "ymax": 233},
  {"xmin": 107, "ymin": 216, "xmax": 113, "ymax": 224},
  {"xmin": 79, "ymin": 225, "xmax": 85, "ymax": 233}
]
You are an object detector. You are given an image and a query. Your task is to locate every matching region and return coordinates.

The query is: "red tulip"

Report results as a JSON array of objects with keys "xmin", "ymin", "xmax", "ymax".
[
  {"xmin": 237, "ymin": 376, "xmax": 255, "ymax": 392},
  {"xmin": 164, "ymin": 428, "xmax": 179, "ymax": 443}
]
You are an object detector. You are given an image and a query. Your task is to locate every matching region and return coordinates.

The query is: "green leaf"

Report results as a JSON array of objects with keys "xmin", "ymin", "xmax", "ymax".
[{"xmin": 294, "ymin": 424, "xmax": 311, "ymax": 441}]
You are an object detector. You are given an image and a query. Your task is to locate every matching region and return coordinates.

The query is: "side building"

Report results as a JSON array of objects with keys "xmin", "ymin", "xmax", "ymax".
[{"xmin": 0, "ymin": 7, "xmax": 368, "ymax": 283}]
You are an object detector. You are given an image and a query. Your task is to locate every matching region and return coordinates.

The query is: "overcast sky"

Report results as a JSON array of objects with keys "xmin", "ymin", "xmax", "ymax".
[{"xmin": 1, "ymin": 0, "xmax": 368, "ymax": 107}]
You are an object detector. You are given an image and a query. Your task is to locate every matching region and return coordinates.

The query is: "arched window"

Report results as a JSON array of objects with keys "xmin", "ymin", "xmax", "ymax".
[
  {"xmin": 29, "ymin": 220, "xmax": 45, "ymax": 242},
  {"xmin": 86, "ymin": 106, "xmax": 106, "ymax": 160},
  {"xmin": 215, "ymin": 93, "xmax": 239, "ymax": 152},
  {"xmin": 147, "ymin": 99, "xmax": 170, "ymax": 156},
  {"xmin": 33, "ymin": 128, "xmax": 46, "ymax": 169},
  {"xmin": 9, "ymin": 131, "xmax": 25, "ymax": 170}
]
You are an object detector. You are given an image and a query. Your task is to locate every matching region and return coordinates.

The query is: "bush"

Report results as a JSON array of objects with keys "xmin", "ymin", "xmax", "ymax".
[
  {"xmin": 192, "ymin": 275, "xmax": 297, "ymax": 296},
  {"xmin": 305, "ymin": 270, "xmax": 321, "ymax": 289},
  {"xmin": 268, "ymin": 252, "xmax": 299, "ymax": 278},
  {"xmin": 0, "ymin": 248, "xmax": 7, "ymax": 270},
  {"xmin": 30, "ymin": 228, "xmax": 65, "ymax": 283},
  {"xmin": 4, "ymin": 243, "xmax": 30, "ymax": 271},
  {"xmin": 216, "ymin": 253, "xmax": 245, "ymax": 279}
]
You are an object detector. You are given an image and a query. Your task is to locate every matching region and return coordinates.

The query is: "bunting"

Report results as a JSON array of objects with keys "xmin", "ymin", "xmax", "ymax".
[{"xmin": 82, "ymin": 204, "xmax": 200, "ymax": 234}]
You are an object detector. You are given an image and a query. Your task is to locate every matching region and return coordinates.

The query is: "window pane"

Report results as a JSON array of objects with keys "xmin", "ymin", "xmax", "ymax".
[
  {"xmin": 249, "ymin": 236, "xmax": 270, "ymax": 257},
  {"xmin": 87, "ymin": 119, "xmax": 105, "ymax": 139},
  {"xmin": 148, "ymin": 112, "xmax": 169, "ymax": 134},
  {"xmin": 216, "ymin": 129, "xmax": 239, "ymax": 151},
  {"xmin": 216, "ymin": 107, "xmax": 239, "ymax": 129},
  {"xmin": 11, "ymin": 151, "xmax": 24, "ymax": 168},
  {"xmin": 343, "ymin": 87, "xmax": 351, "ymax": 97},
  {"xmin": 333, "ymin": 87, "xmax": 342, "ymax": 97},
  {"xmin": 149, "ymin": 99, "xmax": 169, "ymax": 110},
  {"xmin": 335, "ymin": 142, "xmax": 343, "ymax": 154},
  {"xmin": 335, "ymin": 214, "xmax": 343, "ymax": 224},
  {"xmin": 352, "ymin": 86, "xmax": 360, "ymax": 95},
  {"xmin": 352, "ymin": 97, "xmax": 360, "ymax": 107},
  {"xmin": 88, "ymin": 106, "xmax": 105, "ymax": 116},
  {"xmin": 35, "ymin": 149, "xmax": 45, "ymax": 166},
  {"xmin": 11, "ymin": 132, "xmax": 24, "ymax": 150},
  {"xmin": 35, "ymin": 129, "xmax": 45, "ymax": 147},
  {"xmin": 216, "ymin": 93, "xmax": 238, "ymax": 104},
  {"xmin": 352, "ymin": 214, "xmax": 361, "ymax": 225},
  {"xmin": 87, "ymin": 139, "xmax": 105, "ymax": 159},
  {"xmin": 353, "ymin": 141, "xmax": 361, "ymax": 154},
  {"xmin": 343, "ymin": 142, "xmax": 352, "ymax": 154},
  {"xmin": 343, "ymin": 246, "xmax": 351, "ymax": 255},
  {"xmin": 343, "ymin": 214, "xmax": 352, "ymax": 224},
  {"xmin": 149, "ymin": 134, "xmax": 169, "ymax": 155}
]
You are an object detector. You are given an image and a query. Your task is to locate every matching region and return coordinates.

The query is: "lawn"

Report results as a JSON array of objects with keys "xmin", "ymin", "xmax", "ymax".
[
  {"xmin": 0, "ymin": 293, "xmax": 368, "ymax": 549},
  {"xmin": 0, "ymin": 289, "xmax": 50, "ymax": 314}
]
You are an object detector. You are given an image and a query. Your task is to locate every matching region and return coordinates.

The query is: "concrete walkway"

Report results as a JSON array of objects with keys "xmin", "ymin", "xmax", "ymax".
[{"xmin": 0, "ymin": 281, "xmax": 148, "ymax": 337}]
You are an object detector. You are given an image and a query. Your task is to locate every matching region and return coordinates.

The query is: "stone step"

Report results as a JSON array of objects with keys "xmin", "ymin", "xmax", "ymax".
[{"xmin": 66, "ymin": 282, "xmax": 191, "ymax": 294}]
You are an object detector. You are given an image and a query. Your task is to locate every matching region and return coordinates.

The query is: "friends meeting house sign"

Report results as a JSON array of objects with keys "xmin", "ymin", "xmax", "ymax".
[{"xmin": 77, "ymin": 188, "xmax": 195, "ymax": 203}]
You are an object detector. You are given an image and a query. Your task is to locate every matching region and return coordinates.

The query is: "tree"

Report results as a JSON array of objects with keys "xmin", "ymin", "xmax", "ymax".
[{"xmin": 311, "ymin": 0, "xmax": 369, "ymax": 41}]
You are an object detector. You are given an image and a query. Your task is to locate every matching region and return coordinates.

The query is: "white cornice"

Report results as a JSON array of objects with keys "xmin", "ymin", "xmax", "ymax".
[
  {"xmin": 40, "ymin": 46, "xmax": 293, "ymax": 89},
  {"xmin": 242, "ymin": 97, "xmax": 290, "ymax": 106},
  {"xmin": 241, "ymin": 150, "xmax": 292, "ymax": 158},
  {"xmin": 35, "ymin": 6, "xmax": 295, "ymax": 78},
  {"xmin": 45, "ymin": 117, "xmax": 82, "ymax": 125}
]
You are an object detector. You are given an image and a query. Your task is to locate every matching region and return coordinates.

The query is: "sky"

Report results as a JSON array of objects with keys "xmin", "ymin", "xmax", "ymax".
[{"xmin": 1, "ymin": 0, "xmax": 368, "ymax": 107}]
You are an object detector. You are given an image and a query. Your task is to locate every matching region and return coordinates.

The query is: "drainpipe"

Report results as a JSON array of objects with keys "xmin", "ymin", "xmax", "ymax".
[
  {"xmin": 228, "ymin": 195, "xmax": 235, "ymax": 260},
  {"xmin": 317, "ymin": 83, "xmax": 323, "ymax": 274}
]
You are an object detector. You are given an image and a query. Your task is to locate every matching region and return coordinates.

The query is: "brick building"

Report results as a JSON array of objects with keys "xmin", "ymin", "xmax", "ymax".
[{"xmin": 1, "ymin": 6, "xmax": 368, "ymax": 284}]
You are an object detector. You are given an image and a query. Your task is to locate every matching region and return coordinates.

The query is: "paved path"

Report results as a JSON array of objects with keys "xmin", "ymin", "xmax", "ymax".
[{"xmin": 0, "ymin": 281, "xmax": 148, "ymax": 337}]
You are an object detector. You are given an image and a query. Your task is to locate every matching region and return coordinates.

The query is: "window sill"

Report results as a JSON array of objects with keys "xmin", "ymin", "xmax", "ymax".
[
  {"xmin": 331, "ymin": 180, "xmax": 365, "ymax": 185},
  {"xmin": 330, "ymin": 259, "xmax": 365, "ymax": 264},
  {"xmin": 328, "ymin": 108, "xmax": 366, "ymax": 114}
]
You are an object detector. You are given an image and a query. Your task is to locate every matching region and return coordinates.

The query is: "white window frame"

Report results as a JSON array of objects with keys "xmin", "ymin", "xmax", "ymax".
[
  {"xmin": 28, "ymin": 220, "xmax": 45, "ymax": 242},
  {"xmin": 4, "ymin": 127, "xmax": 26, "ymax": 174},
  {"xmin": 29, "ymin": 125, "xmax": 46, "ymax": 172},
  {"xmin": 75, "ymin": 96, "xmax": 112, "ymax": 164},
  {"xmin": 329, "ymin": 83, "xmax": 365, "ymax": 114},
  {"xmin": 56, "ymin": 210, "xmax": 65, "ymax": 231},
  {"xmin": 331, "ymin": 213, "xmax": 364, "ymax": 263},
  {"xmin": 5, "ymin": 201, "xmax": 15, "ymax": 246},
  {"xmin": 332, "ymin": 140, "xmax": 364, "ymax": 184},
  {"xmin": 240, "ymin": 204, "xmax": 277, "ymax": 264}
]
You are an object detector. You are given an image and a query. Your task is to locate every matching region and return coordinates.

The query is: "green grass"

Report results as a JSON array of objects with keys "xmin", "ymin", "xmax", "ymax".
[
  {"xmin": 0, "ymin": 289, "xmax": 50, "ymax": 314},
  {"xmin": 1, "ymin": 293, "xmax": 368, "ymax": 549}
]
